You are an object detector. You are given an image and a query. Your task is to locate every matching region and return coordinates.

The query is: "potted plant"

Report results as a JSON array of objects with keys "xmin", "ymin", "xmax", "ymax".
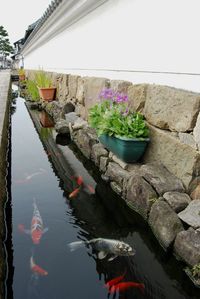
[
  {"xmin": 26, "ymin": 79, "xmax": 40, "ymax": 102},
  {"xmin": 34, "ymin": 70, "xmax": 56, "ymax": 102},
  {"xmin": 89, "ymin": 88, "xmax": 150, "ymax": 163},
  {"xmin": 18, "ymin": 68, "xmax": 26, "ymax": 81}
]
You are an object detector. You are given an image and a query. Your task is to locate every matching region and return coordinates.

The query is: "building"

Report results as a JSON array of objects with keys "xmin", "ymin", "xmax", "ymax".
[{"xmin": 15, "ymin": 0, "xmax": 200, "ymax": 92}]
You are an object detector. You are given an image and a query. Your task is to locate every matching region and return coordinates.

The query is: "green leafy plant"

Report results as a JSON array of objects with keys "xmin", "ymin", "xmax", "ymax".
[
  {"xmin": 191, "ymin": 264, "xmax": 200, "ymax": 278},
  {"xmin": 18, "ymin": 68, "xmax": 25, "ymax": 76},
  {"xmin": 26, "ymin": 79, "xmax": 40, "ymax": 101},
  {"xmin": 34, "ymin": 70, "xmax": 53, "ymax": 88},
  {"xmin": 89, "ymin": 88, "xmax": 149, "ymax": 139}
]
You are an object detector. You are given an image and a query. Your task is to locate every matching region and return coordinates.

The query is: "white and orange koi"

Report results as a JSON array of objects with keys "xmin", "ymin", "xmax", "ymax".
[
  {"xmin": 69, "ymin": 187, "xmax": 80, "ymax": 199},
  {"xmin": 30, "ymin": 256, "xmax": 48, "ymax": 276},
  {"xmin": 14, "ymin": 168, "xmax": 46, "ymax": 184},
  {"xmin": 19, "ymin": 199, "xmax": 48, "ymax": 244}
]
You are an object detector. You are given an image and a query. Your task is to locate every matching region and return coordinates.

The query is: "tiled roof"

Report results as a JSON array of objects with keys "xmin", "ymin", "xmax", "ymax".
[{"xmin": 20, "ymin": 0, "xmax": 63, "ymax": 51}]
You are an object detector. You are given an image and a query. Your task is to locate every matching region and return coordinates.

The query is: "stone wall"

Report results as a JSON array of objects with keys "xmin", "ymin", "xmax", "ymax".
[
  {"xmin": 26, "ymin": 70, "xmax": 200, "ymax": 192},
  {"xmin": 26, "ymin": 70, "xmax": 200, "ymax": 284}
]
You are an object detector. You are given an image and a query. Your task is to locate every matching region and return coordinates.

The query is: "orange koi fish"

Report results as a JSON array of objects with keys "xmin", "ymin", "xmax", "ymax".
[
  {"xmin": 105, "ymin": 272, "xmax": 126, "ymax": 289},
  {"xmin": 30, "ymin": 256, "xmax": 48, "ymax": 276},
  {"xmin": 69, "ymin": 187, "xmax": 80, "ymax": 199},
  {"xmin": 19, "ymin": 199, "xmax": 48, "ymax": 244},
  {"xmin": 86, "ymin": 185, "xmax": 95, "ymax": 194},
  {"xmin": 110, "ymin": 281, "xmax": 145, "ymax": 294}
]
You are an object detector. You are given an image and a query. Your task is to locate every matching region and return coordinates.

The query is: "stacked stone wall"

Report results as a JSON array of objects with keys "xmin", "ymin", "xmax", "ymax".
[
  {"xmin": 26, "ymin": 69, "xmax": 200, "ymax": 191},
  {"xmin": 26, "ymin": 69, "xmax": 200, "ymax": 284}
]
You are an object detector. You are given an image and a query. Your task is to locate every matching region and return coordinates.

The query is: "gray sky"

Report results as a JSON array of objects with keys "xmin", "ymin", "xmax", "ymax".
[{"xmin": 0, "ymin": 0, "xmax": 51, "ymax": 44}]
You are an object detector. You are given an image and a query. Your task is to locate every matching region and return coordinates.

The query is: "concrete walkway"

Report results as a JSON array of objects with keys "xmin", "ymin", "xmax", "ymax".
[
  {"xmin": 0, "ymin": 70, "xmax": 11, "ymax": 141},
  {"xmin": 0, "ymin": 69, "xmax": 11, "ymax": 299}
]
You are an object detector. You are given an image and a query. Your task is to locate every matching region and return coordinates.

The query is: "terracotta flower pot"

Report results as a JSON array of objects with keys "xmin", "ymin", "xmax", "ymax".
[
  {"xmin": 39, "ymin": 111, "xmax": 54, "ymax": 128},
  {"xmin": 38, "ymin": 87, "xmax": 56, "ymax": 102},
  {"xmin": 19, "ymin": 74, "xmax": 25, "ymax": 81}
]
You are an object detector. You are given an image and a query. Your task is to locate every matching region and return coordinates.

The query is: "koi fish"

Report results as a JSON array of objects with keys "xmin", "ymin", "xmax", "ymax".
[
  {"xmin": 86, "ymin": 185, "xmax": 95, "ymax": 194},
  {"xmin": 14, "ymin": 168, "xmax": 46, "ymax": 184},
  {"xmin": 68, "ymin": 238, "xmax": 135, "ymax": 261},
  {"xmin": 110, "ymin": 281, "xmax": 145, "ymax": 294},
  {"xmin": 105, "ymin": 272, "xmax": 126, "ymax": 289},
  {"xmin": 69, "ymin": 187, "xmax": 80, "ymax": 199},
  {"xmin": 30, "ymin": 256, "xmax": 48, "ymax": 276},
  {"xmin": 19, "ymin": 199, "xmax": 48, "ymax": 244},
  {"xmin": 18, "ymin": 224, "xmax": 25, "ymax": 233},
  {"xmin": 76, "ymin": 176, "xmax": 83, "ymax": 186}
]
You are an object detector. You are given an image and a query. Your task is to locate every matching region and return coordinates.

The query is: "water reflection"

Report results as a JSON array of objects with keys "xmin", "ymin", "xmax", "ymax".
[{"xmin": 8, "ymin": 97, "xmax": 200, "ymax": 299}]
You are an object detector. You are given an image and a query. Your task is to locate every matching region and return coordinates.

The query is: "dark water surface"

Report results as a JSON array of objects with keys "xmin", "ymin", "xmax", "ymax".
[{"xmin": 6, "ymin": 94, "xmax": 200, "ymax": 299}]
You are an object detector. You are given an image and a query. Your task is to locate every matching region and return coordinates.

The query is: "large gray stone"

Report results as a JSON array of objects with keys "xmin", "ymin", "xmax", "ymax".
[
  {"xmin": 64, "ymin": 112, "xmax": 79, "ymax": 123},
  {"xmin": 55, "ymin": 119, "xmax": 70, "ymax": 134},
  {"xmin": 110, "ymin": 80, "xmax": 132, "ymax": 93},
  {"xmin": 99, "ymin": 156, "xmax": 109, "ymax": 172},
  {"xmin": 190, "ymin": 184, "xmax": 200, "ymax": 200},
  {"xmin": 57, "ymin": 74, "xmax": 69, "ymax": 102},
  {"xmin": 73, "ymin": 127, "xmax": 98, "ymax": 159},
  {"xmin": 174, "ymin": 228, "xmax": 200, "ymax": 266},
  {"xmin": 68, "ymin": 75, "xmax": 80, "ymax": 100},
  {"xmin": 84, "ymin": 77, "xmax": 110, "ymax": 119},
  {"xmin": 125, "ymin": 174, "xmax": 157, "ymax": 220},
  {"xmin": 55, "ymin": 112, "xmax": 79, "ymax": 134},
  {"xmin": 178, "ymin": 200, "xmax": 200, "ymax": 228},
  {"xmin": 149, "ymin": 200, "xmax": 184, "ymax": 250},
  {"xmin": 105, "ymin": 162, "xmax": 130, "ymax": 186},
  {"xmin": 91, "ymin": 143, "xmax": 108, "ymax": 166},
  {"xmin": 163, "ymin": 192, "xmax": 191, "ymax": 212},
  {"xmin": 143, "ymin": 124, "xmax": 200, "ymax": 189},
  {"xmin": 127, "ymin": 84, "xmax": 148, "ymax": 112},
  {"xmin": 178, "ymin": 133, "xmax": 197, "ymax": 150},
  {"xmin": 76, "ymin": 77, "xmax": 85, "ymax": 105},
  {"xmin": 140, "ymin": 163, "xmax": 185, "ymax": 195},
  {"xmin": 193, "ymin": 112, "xmax": 200, "ymax": 150},
  {"xmin": 143, "ymin": 85, "xmax": 200, "ymax": 132}
]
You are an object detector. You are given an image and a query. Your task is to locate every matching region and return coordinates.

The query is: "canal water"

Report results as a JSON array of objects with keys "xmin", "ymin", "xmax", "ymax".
[{"xmin": 6, "ymin": 91, "xmax": 200, "ymax": 299}]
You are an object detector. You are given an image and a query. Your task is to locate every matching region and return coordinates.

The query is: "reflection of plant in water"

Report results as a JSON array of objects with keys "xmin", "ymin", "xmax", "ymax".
[{"xmin": 39, "ymin": 127, "xmax": 53, "ymax": 141}]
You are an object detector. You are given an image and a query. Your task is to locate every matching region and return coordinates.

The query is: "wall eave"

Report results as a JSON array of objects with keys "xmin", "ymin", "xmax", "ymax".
[{"xmin": 20, "ymin": 0, "xmax": 109, "ymax": 57}]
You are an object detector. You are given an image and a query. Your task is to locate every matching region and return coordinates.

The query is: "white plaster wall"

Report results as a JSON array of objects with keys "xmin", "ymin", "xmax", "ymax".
[{"xmin": 23, "ymin": 0, "xmax": 200, "ymax": 92}]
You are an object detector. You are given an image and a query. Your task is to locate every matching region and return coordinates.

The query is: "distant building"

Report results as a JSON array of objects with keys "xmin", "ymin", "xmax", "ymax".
[
  {"xmin": 13, "ymin": 19, "xmax": 40, "ymax": 68},
  {"xmin": 15, "ymin": 0, "xmax": 200, "ymax": 92}
]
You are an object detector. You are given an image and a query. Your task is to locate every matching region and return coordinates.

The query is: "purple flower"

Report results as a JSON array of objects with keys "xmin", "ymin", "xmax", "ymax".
[{"xmin": 99, "ymin": 88, "xmax": 128, "ymax": 103}]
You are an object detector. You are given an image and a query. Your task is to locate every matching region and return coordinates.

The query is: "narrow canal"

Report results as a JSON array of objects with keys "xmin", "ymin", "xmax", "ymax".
[{"xmin": 6, "ymin": 89, "xmax": 200, "ymax": 299}]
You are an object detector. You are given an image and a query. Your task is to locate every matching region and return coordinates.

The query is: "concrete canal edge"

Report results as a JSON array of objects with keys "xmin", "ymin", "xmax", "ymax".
[{"xmin": 0, "ymin": 71, "xmax": 11, "ymax": 299}]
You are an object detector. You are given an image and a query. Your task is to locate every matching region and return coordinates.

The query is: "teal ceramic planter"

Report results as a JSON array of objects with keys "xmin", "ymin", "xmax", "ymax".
[{"xmin": 99, "ymin": 134, "xmax": 150, "ymax": 163}]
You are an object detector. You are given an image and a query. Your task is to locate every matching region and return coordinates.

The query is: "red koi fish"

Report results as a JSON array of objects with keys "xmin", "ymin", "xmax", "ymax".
[
  {"xmin": 86, "ymin": 185, "xmax": 95, "ymax": 194},
  {"xmin": 76, "ymin": 176, "xmax": 83, "ymax": 186},
  {"xmin": 19, "ymin": 199, "xmax": 48, "ymax": 244},
  {"xmin": 110, "ymin": 281, "xmax": 145, "ymax": 294},
  {"xmin": 71, "ymin": 175, "xmax": 84, "ymax": 186},
  {"xmin": 69, "ymin": 187, "xmax": 80, "ymax": 199},
  {"xmin": 30, "ymin": 256, "xmax": 48, "ymax": 276},
  {"xmin": 105, "ymin": 272, "xmax": 126, "ymax": 289}
]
